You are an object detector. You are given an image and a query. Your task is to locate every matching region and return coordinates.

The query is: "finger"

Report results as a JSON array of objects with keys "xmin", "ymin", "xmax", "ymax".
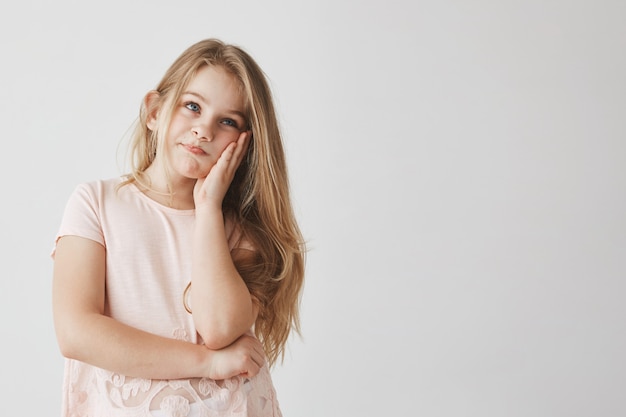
[
  {"xmin": 237, "ymin": 129, "xmax": 251, "ymax": 146},
  {"xmin": 213, "ymin": 136, "xmax": 247, "ymax": 183},
  {"xmin": 207, "ymin": 143, "xmax": 237, "ymax": 182},
  {"xmin": 219, "ymin": 141, "xmax": 237, "ymax": 164},
  {"xmin": 239, "ymin": 334, "xmax": 264, "ymax": 367},
  {"xmin": 246, "ymin": 358, "xmax": 262, "ymax": 377},
  {"xmin": 230, "ymin": 131, "xmax": 250, "ymax": 168},
  {"xmin": 249, "ymin": 347, "xmax": 264, "ymax": 369},
  {"xmin": 236, "ymin": 356, "xmax": 259, "ymax": 378},
  {"xmin": 252, "ymin": 345, "xmax": 266, "ymax": 369},
  {"xmin": 252, "ymin": 356, "xmax": 264, "ymax": 371}
]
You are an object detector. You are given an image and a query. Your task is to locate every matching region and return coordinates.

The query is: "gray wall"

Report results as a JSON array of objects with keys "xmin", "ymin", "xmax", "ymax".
[{"xmin": 1, "ymin": 1, "xmax": 624, "ymax": 415}]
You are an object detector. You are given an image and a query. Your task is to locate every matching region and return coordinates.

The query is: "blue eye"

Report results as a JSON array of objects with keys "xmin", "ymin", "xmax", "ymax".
[
  {"xmin": 221, "ymin": 119, "xmax": 239, "ymax": 128},
  {"xmin": 185, "ymin": 102, "xmax": 200, "ymax": 112}
]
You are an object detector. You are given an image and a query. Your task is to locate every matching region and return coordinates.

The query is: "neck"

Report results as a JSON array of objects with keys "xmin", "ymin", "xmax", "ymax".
[{"xmin": 140, "ymin": 164, "xmax": 196, "ymax": 210}]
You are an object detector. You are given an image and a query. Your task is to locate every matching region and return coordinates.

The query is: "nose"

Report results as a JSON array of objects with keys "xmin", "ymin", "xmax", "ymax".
[{"xmin": 191, "ymin": 122, "xmax": 214, "ymax": 142}]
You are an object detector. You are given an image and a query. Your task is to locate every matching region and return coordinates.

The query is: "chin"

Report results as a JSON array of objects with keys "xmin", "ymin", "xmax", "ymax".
[
  {"xmin": 182, "ymin": 171, "xmax": 210, "ymax": 181},
  {"xmin": 176, "ymin": 161, "xmax": 212, "ymax": 180}
]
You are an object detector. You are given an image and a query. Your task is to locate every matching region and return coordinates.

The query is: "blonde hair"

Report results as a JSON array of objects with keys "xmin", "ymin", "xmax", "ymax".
[{"xmin": 122, "ymin": 39, "xmax": 305, "ymax": 366}]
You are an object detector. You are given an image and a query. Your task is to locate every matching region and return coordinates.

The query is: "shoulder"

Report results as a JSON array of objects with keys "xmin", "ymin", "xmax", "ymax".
[
  {"xmin": 55, "ymin": 178, "xmax": 125, "ymax": 251},
  {"xmin": 73, "ymin": 177, "xmax": 124, "ymax": 193},
  {"xmin": 60, "ymin": 177, "xmax": 129, "ymax": 219},
  {"xmin": 68, "ymin": 177, "xmax": 125, "ymax": 201}
]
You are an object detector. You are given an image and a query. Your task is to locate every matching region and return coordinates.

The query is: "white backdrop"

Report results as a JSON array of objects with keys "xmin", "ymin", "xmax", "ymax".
[{"xmin": 1, "ymin": 1, "xmax": 624, "ymax": 416}]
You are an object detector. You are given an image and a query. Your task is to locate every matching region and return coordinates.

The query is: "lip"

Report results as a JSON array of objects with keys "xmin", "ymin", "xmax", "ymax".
[{"xmin": 181, "ymin": 143, "xmax": 207, "ymax": 155}]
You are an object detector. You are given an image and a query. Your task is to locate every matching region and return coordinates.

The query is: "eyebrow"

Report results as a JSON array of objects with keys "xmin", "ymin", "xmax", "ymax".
[{"xmin": 182, "ymin": 91, "xmax": 246, "ymax": 120}]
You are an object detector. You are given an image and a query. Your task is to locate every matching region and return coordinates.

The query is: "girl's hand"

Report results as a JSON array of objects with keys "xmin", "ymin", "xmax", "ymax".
[
  {"xmin": 207, "ymin": 333, "xmax": 266, "ymax": 380},
  {"xmin": 194, "ymin": 130, "xmax": 251, "ymax": 211}
]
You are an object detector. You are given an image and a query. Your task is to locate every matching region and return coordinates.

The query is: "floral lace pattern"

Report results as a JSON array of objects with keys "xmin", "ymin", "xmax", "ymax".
[
  {"xmin": 60, "ymin": 327, "xmax": 281, "ymax": 416},
  {"xmin": 62, "ymin": 360, "xmax": 281, "ymax": 417},
  {"xmin": 159, "ymin": 396, "xmax": 190, "ymax": 417}
]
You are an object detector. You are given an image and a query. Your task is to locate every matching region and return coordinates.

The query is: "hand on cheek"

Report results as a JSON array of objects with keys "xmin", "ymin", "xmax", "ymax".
[{"xmin": 193, "ymin": 131, "xmax": 251, "ymax": 210}]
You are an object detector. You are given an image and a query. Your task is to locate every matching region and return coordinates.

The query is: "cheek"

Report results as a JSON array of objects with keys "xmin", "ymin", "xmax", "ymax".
[{"xmin": 215, "ymin": 136, "xmax": 238, "ymax": 153}]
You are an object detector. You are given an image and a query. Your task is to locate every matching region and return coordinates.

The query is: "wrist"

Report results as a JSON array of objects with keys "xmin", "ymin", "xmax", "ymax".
[
  {"xmin": 194, "ymin": 202, "xmax": 223, "ymax": 217},
  {"xmin": 197, "ymin": 344, "xmax": 218, "ymax": 379}
]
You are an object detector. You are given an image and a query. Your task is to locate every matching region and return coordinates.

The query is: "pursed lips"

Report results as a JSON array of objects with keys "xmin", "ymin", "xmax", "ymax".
[{"xmin": 181, "ymin": 143, "xmax": 207, "ymax": 155}]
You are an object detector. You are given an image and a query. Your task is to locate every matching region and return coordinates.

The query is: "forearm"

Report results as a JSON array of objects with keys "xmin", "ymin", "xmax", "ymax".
[
  {"xmin": 191, "ymin": 207, "xmax": 256, "ymax": 349},
  {"xmin": 56, "ymin": 311, "xmax": 211, "ymax": 380}
]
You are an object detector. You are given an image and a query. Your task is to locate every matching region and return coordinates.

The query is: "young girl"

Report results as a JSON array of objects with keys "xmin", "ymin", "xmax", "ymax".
[{"xmin": 52, "ymin": 38, "xmax": 305, "ymax": 417}]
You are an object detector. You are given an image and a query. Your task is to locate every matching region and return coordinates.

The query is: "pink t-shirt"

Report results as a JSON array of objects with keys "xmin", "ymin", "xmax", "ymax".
[{"xmin": 53, "ymin": 177, "xmax": 281, "ymax": 417}]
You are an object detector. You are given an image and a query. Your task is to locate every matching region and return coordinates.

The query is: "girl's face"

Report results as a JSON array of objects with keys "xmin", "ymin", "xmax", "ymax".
[{"xmin": 151, "ymin": 65, "xmax": 247, "ymax": 182}]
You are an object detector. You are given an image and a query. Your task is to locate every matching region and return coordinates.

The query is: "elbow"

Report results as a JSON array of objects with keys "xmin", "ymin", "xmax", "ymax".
[
  {"xmin": 55, "ymin": 325, "xmax": 82, "ymax": 360},
  {"xmin": 57, "ymin": 343, "xmax": 78, "ymax": 361},
  {"xmin": 53, "ymin": 314, "xmax": 95, "ymax": 361},
  {"xmin": 197, "ymin": 325, "xmax": 242, "ymax": 350},
  {"xmin": 193, "ymin": 303, "xmax": 258, "ymax": 350}
]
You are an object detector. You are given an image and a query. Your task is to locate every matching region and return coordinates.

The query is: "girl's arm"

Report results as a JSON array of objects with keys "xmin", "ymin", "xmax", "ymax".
[
  {"xmin": 191, "ymin": 131, "xmax": 258, "ymax": 349},
  {"xmin": 190, "ymin": 208, "xmax": 258, "ymax": 350},
  {"xmin": 52, "ymin": 235, "xmax": 264, "ymax": 380}
]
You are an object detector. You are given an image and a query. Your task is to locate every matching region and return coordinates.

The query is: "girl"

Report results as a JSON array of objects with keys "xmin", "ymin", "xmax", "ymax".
[{"xmin": 52, "ymin": 38, "xmax": 305, "ymax": 417}]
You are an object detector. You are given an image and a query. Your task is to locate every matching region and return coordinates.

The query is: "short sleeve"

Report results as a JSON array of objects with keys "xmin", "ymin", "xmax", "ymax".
[{"xmin": 51, "ymin": 182, "xmax": 105, "ymax": 258}]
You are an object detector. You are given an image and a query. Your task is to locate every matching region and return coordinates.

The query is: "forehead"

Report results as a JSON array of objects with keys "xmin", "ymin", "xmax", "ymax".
[{"xmin": 184, "ymin": 65, "xmax": 246, "ymax": 110}]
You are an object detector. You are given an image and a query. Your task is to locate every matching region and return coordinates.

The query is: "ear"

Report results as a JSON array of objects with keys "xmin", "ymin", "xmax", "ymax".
[{"xmin": 144, "ymin": 91, "xmax": 161, "ymax": 131}]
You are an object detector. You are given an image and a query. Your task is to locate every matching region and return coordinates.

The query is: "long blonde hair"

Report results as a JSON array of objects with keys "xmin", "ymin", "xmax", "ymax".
[{"xmin": 123, "ymin": 39, "xmax": 305, "ymax": 366}]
